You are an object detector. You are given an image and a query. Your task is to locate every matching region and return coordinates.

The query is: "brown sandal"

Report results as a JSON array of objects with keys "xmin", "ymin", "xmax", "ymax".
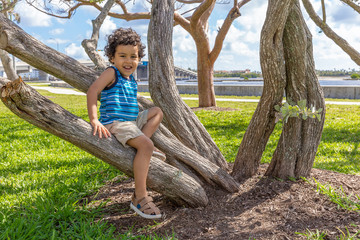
[{"xmin": 130, "ymin": 194, "xmax": 162, "ymax": 219}]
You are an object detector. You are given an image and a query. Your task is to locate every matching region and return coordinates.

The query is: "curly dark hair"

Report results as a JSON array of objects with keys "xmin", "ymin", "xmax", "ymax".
[{"xmin": 104, "ymin": 28, "xmax": 146, "ymax": 64}]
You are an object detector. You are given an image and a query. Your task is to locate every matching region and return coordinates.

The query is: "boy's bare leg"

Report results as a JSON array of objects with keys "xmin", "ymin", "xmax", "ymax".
[
  {"xmin": 141, "ymin": 107, "xmax": 163, "ymax": 138},
  {"xmin": 127, "ymin": 135, "xmax": 154, "ymax": 200}
]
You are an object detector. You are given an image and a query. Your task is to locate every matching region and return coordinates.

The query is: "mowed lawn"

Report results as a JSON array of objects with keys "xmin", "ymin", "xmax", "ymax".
[{"xmin": 1, "ymin": 88, "xmax": 359, "ymax": 239}]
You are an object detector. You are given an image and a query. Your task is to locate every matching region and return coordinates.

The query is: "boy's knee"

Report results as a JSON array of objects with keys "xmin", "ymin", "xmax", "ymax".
[
  {"xmin": 140, "ymin": 136, "xmax": 154, "ymax": 152},
  {"xmin": 153, "ymin": 107, "xmax": 163, "ymax": 120}
]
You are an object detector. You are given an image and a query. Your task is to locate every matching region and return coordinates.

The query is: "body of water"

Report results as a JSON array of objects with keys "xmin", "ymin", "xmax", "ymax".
[{"xmin": 175, "ymin": 78, "xmax": 360, "ymax": 86}]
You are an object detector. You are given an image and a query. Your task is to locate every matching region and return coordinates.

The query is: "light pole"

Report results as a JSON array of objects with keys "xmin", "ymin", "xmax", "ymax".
[{"xmin": 49, "ymin": 38, "xmax": 59, "ymax": 51}]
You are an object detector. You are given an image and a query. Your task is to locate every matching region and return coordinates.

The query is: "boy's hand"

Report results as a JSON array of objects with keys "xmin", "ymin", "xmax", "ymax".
[{"xmin": 90, "ymin": 119, "xmax": 111, "ymax": 138}]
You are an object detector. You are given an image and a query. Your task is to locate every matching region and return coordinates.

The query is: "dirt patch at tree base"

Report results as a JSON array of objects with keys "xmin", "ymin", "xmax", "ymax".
[{"xmin": 88, "ymin": 164, "xmax": 360, "ymax": 239}]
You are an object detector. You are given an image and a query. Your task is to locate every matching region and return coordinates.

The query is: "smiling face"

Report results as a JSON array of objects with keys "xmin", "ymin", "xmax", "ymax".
[{"xmin": 110, "ymin": 44, "xmax": 140, "ymax": 79}]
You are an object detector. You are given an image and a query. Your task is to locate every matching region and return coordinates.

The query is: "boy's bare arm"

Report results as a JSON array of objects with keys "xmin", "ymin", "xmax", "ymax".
[{"xmin": 86, "ymin": 68, "xmax": 115, "ymax": 138}]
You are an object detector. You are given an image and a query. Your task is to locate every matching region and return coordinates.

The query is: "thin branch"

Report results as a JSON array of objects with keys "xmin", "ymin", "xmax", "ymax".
[
  {"xmin": 302, "ymin": 0, "xmax": 360, "ymax": 65},
  {"xmin": 321, "ymin": 0, "xmax": 326, "ymax": 23},
  {"xmin": 81, "ymin": 0, "xmax": 115, "ymax": 70},
  {"xmin": 210, "ymin": 0, "xmax": 251, "ymax": 63},
  {"xmin": 340, "ymin": 0, "xmax": 360, "ymax": 14},
  {"xmin": 181, "ymin": 6, "xmax": 198, "ymax": 16},
  {"xmin": 115, "ymin": 0, "xmax": 129, "ymax": 14},
  {"xmin": 210, "ymin": 6, "xmax": 240, "ymax": 63},
  {"xmin": 1, "ymin": 0, "xmax": 19, "ymax": 14},
  {"xmin": 24, "ymin": 0, "xmax": 88, "ymax": 19}
]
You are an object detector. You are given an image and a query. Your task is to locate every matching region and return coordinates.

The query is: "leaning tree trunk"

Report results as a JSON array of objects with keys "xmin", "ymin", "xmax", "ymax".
[
  {"xmin": 232, "ymin": 0, "xmax": 293, "ymax": 181},
  {"xmin": 147, "ymin": 0, "xmax": 227, "ymax": 170},
  {"xmin": 265, "ymin": 0, "xmax": 325, "ymax": 178},
  {"xmin": 0, "ymin": 77, "xmax": 207, "ymax": 207}
]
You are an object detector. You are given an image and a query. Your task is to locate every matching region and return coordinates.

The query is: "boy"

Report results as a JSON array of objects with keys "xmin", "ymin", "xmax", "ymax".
[{"xmin": 87, "ymin": 28, "xmax": 163, "ymax": 219}]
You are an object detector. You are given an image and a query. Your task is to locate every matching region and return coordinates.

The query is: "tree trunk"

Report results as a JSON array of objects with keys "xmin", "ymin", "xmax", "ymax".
[
  {"xmin": 232, "ymin": 0, "xmax": 293, "ymax": 181},
  {"xmin": 197, "ymin": 52, "xmax": 216, "ymax": 108},
  {"xmin": 0, "ymin": 77, "xmax": 208, "ymax": 207},
  {"xmin": 147, "ymin": 0, "xmax": 228, "ymax": 170},
  {"xmin": 265, "ymin": 1, "xmax": 325, "ymax": 178}
]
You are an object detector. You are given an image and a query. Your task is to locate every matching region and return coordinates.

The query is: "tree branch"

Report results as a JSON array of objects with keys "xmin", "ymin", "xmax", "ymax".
[
  {"xmin": 176, "ymin": 0, "xmax": 203, "ymax": 3},
  {"xmin": 0, "ymin": 50, "xmax": 17, "ymax": 80},
  {"xmin": 209, "ymin": 0, "xmax": 251, "ymax": 64},
  {"xmin": 321, "ymin": 0, "xmax": 326, "ymax": 23},
  {"xmin": 302, "ymin": 0, "xmax": 360, "ymax": 65},
  {"xmin": 209, "ymin": 7, "xmax": 239, "ymax": 63},
  {"xmin": 340, "ymin": 0, "xmax": 360, "ymax": 14},
  {"xmin": 24, "ymin": 0, "xmax": 87, "ymax": 19},
  {"xmin": 174, "ymin": 11, "xmax": 191, "ymax": 32},
  {"xmin": 190, "ymin": 0, "xmax": 215, "ymax": 30},
  {"xmin": 81, "ymin": 0, "xmax": 115, "ymax": 71}
]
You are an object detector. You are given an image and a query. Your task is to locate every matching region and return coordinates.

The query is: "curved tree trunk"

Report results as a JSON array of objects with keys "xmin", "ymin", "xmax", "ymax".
[
  {"xmin": 147, "ymin": 0, "xmax": 228, "ymax": 170},
  {"xmin": 265, "ymin": 1, "xmax": 325, "ymax": 178},
  {"xmin": 232, "ymin": 0, "xmax": 293, "ymax": 181},
  {"xmin": 232, "ymin": 0, "xmax": 326, "ymax": 181}
]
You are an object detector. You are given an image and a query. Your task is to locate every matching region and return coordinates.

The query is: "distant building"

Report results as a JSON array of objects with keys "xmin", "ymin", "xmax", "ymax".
[
  {"xmin": 214, "ymin": 69, "xmax": 251, "ymax": 74},
  {"xmin": 0, "ymin": 60, "xmax": 197, "ymax": 81}
]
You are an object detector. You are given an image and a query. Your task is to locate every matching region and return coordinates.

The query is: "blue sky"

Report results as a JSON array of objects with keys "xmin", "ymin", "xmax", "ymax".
[{"xmin": 14, "ymin": 0, "xmax": 360, "ymax": 72}]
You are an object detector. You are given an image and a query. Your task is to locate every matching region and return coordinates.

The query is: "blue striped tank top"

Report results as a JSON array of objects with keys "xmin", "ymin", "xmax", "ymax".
[{"xmin": 99, "ymin": 66, "xmax": 139, "ymax": 125}]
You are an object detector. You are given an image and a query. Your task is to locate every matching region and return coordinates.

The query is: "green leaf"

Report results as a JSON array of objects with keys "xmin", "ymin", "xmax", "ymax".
[
  {"xmin": 297, "ymin": 99, "xmax": 307, "ymax": 110},
  {"xmin": 316, "ymin": 114, "xmax": 321, "ymax": 121},
  {"xmin": 274, "ymin": 105, "xmax": 281, "ymax": 111}
]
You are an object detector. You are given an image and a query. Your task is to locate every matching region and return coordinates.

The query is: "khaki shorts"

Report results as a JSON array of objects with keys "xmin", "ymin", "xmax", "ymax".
[{"xmin": 104, "ymin": 110, "xmax": 148, "ymax": 147}]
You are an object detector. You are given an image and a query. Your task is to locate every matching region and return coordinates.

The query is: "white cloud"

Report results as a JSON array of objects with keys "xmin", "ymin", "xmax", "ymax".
[
  {"xmin": 49, "ymin": 28, "xmax": 64, "ymax": 35},
  {"xmin": 100, "ymin": 17, "xmax": 117, "ymax": 37},
  {"xmin": 302, "ymin": 0, "xmax": 360, "ymax": 70},
  {"xmin": 173, "ymin": 27, "xmax": 196, "ymax": 52},
  {"xmin": 64, "ymin": 43, "xmax": 88, "ymax": 60},
  {"xmin": 15, "ymin": 2, "xmax": 52, "ymax": 27},
  {"xmin": 47, "ymin": 38, "xmax": 68, "ymax": 45}
]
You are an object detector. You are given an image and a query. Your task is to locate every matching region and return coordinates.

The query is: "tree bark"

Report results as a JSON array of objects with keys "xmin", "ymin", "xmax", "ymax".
[
  {"xmin": 0, "ymin": 77, "xmax": 208, "ymax": 207},
  {"xmin": 340, "ymin": 0, "xmax": 360, "ymax": 15},
  {"xmin": 0, "ymin": 14, "xmax": 96, "ymax": 93},
  {"xmin": 81, "ymin": 0, "xmax": 114, "ymax": 71},
  {"xmin": 265, "ymin": 0, "xmax": 325, "ymax": 179},
  {"xmin": 302, "ymin": 0, "xmax": 360, "ymax": 66},
  {"xmin": 0, "ymin": 49, "xmax": 17, "ymax": 80},
  {"xmin": 197, "ymin": 48, "xmax": 216, "ymax": 107},
  {"xmin": 232, "ymin": 0, "xmax": 293, "ymax": 181},
  {"xmin": 147, "ymin": 0, "xmax": 228, "ymax": 170}
]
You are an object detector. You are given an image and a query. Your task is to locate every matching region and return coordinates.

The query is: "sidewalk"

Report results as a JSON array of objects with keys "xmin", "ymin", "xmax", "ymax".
[{"xmin": 32, "ymin": 86, "xmax": 360, "ymax": 106}]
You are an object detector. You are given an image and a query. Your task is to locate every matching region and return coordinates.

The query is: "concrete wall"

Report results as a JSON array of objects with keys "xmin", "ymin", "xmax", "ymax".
[
  {"xmin": 138, "ymin": 84, "xmax": 360, "ymax": 99},
  {"xmin": 50, "ymin": 81, "xmax": 360, "ymax": 99}
]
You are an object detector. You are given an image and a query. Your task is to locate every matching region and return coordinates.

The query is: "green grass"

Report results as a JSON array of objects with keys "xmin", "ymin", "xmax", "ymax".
[{"xmin": 1, "ymin": 87, "xmax": 360, "ymax": 239}]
